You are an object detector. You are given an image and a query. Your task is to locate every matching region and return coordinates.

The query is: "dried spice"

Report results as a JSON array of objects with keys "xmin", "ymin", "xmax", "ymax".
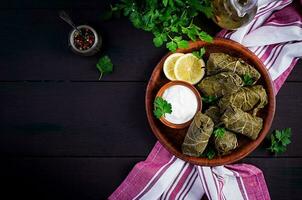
[{"xmin": 73, "ymin": 28, "xmax": 95, "ymax": 51}]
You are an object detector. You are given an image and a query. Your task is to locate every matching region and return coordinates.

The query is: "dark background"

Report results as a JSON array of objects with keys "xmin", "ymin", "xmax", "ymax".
[{"xmin": 0, "ymin": 0, "xmax": 301, "ymax": 199}]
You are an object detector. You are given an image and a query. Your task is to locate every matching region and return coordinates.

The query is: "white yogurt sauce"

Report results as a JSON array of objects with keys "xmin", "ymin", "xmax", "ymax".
[{"xmin": 162, "ymin": 85, "xmax": 198, "ymax": 124}]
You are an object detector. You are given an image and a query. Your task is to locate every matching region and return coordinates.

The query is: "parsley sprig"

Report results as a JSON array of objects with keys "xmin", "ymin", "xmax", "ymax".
[
  {"xmin": 214, "ymin": 127, "xmax": 225, "ymax": 138},
  {"xmin": 96, "ymin": 55, "xmax": 113, "ymax": 80},
  {"xmin": 202, "ymin": 95, "xmax": 218, "ymax": 104},
  {"xmin": 268, "ymin": 128, "xmax": 292, "ymax": 154},
  {"xmin": 109, "ymin": 0, "xmax": 213, "ymax": 52},
  {"xmin": 153, "ymin": 97, "xmax": 172, "ymax": 119},
  {"xmin": 202, "ymin": 146, "xmax": 216, "ymax": 159},
  {"xmin": 192, "ymin": 47, "xmax": 206, "ymax": 59},
  {"xmin": 243, "ymin": 74, "xmax": 253, "ymax": 86}
]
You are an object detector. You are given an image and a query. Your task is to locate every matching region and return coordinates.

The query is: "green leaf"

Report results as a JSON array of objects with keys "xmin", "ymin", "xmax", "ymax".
[
  {"xmin": 198, "ymin": 31, "xmax": 213, "ymax": 43},
  {"xmin": 166, "ymin": 41, "xmax": 178, "ymax": 52},
  {"xmin": 153, "ymin": 97, "xmax": 172, "ymax": 119},
  {"xmin": 267, "ymin": 128, "xmax": 292, "ymax": 154},
  {"xmin": 192, "ymin": 47, "xmax": 206, "ymax": 59},
  {"xmin": 243, "ymin": 74, "xmax": 254, "ymax": 86},
  {"xmin": 168, "ymin": 0, "xmax": 175, "ymax": 8},
  {"xmin": 275, "ymin": 130, "xmax": 282, "ymax": 140},
  {"xmin": 202, "ymin": 146, "xmax": 216, "ymax": 160},
  {"xmin": 96, "ymin": 55, "xmax": 113, "ymax": 79},
  {"xmin": 199, "ymin": 47, "xmax": 206, "ymax": 57},
  {"xmin": 214, "ymin": 127, "xmax": 225, "ymax": 138},
  {"xmin": 206, "ymin": 148, "xmax": 216, "ymax": 159},
  {"xmin": 153, "ymin": 36, "xmax": 163, "ymax": 47},
  {"xmin": 200, "ymin": 0, "xmax": 214, "ymax": 18},
  {"xmin": 173, "ymin": 36, "xmax": 182, "ymax": 42},
  {"xmin": 192, "ymin": 51, "xmax": 199, "ymax": 58},
  {"xmin": 202, "ymin": 95, "xmax": 218, "ymax": 104},
  {"xmin": 163, "ymin": 0, "xmax": 168, "ymax": 7},
  {"xmin": 181, "ymin": 24, "xmax": 201, "ymax": 41},
  {"xmin": 129, "ymin": 11, "xmax": 142, "ymax": 28},
  {"xmin": 281, "ymin": 138, "xmax": 291, "ymax": 146},
  {"xmin": 177, "ymin": 40, "xmax": 189, "ymax": 49}
]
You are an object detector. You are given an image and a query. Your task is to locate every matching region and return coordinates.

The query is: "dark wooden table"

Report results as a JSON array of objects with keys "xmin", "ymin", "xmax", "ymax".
[{"xmin": 0, "ymin": 1, "xmax": 301, "ymax": 200}]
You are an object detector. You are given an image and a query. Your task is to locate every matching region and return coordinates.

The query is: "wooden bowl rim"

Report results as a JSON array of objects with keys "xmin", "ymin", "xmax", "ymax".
[
  {"xmin": 145, "ymin": 38, "xmax": 276, "ymax": 166},
  {"xmin": 155, "ymin": 80, "xmax": 202, "ymax": 129}
]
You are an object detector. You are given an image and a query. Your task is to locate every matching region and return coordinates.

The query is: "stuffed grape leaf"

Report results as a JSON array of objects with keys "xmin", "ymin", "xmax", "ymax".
[
  {"xmin": 204, "ymin": 106, "xmax": 221, "ymax": 126},
  {"xmin": 207, "ymin": 53, "xmax": 261, "ymax": 84},
  {"xmin": 219, "ymin": 85, "xmax": 268, "ymax": 115},
  {"xmin": 221, "ymin": 106, "xmax": 263, "ymax": 140},
  {"xmin": 215, "ymin": 130, "xmax": 238, "ymax": 155},
  {"xmin": 182, "ymin": 112, "xmax": 214, "ymax": 157},
  {"xmin": 198, "ymin": 72, "xmax": 243, "ymax": 98}
]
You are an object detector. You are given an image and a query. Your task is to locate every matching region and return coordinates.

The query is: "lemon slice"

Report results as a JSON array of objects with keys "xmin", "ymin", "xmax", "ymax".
[
  {"xmin": 163, "ymin": 53, "xmax": 184, "ymax": 81},
  {"xmin": 174, "ymin": 53, "xmax": 205, "ymax": 84}
]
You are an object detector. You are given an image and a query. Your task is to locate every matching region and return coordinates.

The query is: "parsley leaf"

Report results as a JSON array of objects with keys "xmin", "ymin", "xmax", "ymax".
[
  {"xmin": 153, "ymin": 36, "xmax": 164, "ymax": 47},
  {"xmin": 268, "ymin": 128, "xmax": 292, "ymax": 154},
  {"xmin": 166, "ymin": 41, "xmax": 178, "ymax": 52},
  {"xmin": 163, "ymin": 0, "xmax": 168, "ymax": 7},
  {"xmin": 198, "ymin": 31, "xmax": 213, "ymax": 42},
  {"xmin": 96, "ymin": 55, "xmax": 113, "ymax": 80},
  {"xmin": 192, "ymin": 47, "xmax": 206, "ymax": 59},
  {"xmin": 199, "ymin": 0, "xmax": 214, "ymax": 18},
  {"xmin": 202, "ymin": 146, "xmax": 216, "ymax": 159},
  {"xmin": 153, "ymin": 97, "xmax": 172, "ymax": 119},
  {"xmin": 202, "ymin": 95, "xmax": 218, "ymax": 104},
  {"xmin": 243, "ymin": 74, "xmax": 254, "ymax": 86},
  {"xmin": 214, "ymin": 127, "xmax": 225, "ymax": 138},
  {"xmin": 177, "ymin": 40, "xmax": 189, "ymax": 48}
]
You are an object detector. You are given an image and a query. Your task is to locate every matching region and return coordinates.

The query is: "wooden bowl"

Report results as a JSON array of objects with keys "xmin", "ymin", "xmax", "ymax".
[
  {"xmin": 156, "ymin": 80, "xmax": 202, "ymax": 129},
  {"xmin": 145, "ymin": 38, "xmax": 276, "ymax": 166}
]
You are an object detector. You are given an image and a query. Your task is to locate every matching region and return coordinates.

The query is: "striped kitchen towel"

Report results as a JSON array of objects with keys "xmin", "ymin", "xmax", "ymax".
[{"xmin": 109, "ymin": 0, "xmax": 302, "ymax": 199}]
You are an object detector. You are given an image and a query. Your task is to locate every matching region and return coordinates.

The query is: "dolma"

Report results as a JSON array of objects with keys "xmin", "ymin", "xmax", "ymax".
[
  {"xmin": 182, "ymin": 112, "xmax": 214, "ymax": 157},
  {"xmin": 219, "ymin": 85, "xmax": 268, "ymax": 115},
  {"xmin": 204, "ymin": 106, "xmax": 221, "ymax": 126},
  {"xmin": 207, "ymin": 53, "xmax": 261, "ymax": 84},
  {"xmin": 221, "ymin": 106, "xmax": 263, "ymax": 140},
  {"xmin": 198, "ymin": 72, "xmax": 243, "ymax": 98},
  {"xmin": 215, "ymin": 130, "xmax": 238, "ymax": 155}
]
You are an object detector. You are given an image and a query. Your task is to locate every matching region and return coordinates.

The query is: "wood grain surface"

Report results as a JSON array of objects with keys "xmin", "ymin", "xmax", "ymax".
[{"xmin": 0, "ymin": 1, "xmax": 301, "ymax": 200}]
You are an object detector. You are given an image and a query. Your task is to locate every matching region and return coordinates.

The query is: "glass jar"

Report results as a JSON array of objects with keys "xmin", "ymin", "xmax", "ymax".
[
  {"xmin": 212, "ymin": 0, "xmax": 258, "ymax": 30},
  {"xmin": 69, "ymin": 25, "xmax": 102, "ymax": 56}
]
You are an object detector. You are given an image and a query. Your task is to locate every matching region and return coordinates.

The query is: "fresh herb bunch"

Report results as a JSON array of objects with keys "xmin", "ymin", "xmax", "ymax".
[
  {"xmin": 110, "ymin": 0, "xmax": 213, "ymax": 52},
  {"xmin": 153, "ymin": 97, "xmax": 172, "ymax": 119},
  {"xmin": 268, "ymin": 128, "xmax": 292, "ymax": 154},
  {"xmin": 96, "ymin": 55, "xmax": 113, "ymax": 79},
  {"xmin": 214, "ymin": 127, "xmax": 225, "ymax": 138}
]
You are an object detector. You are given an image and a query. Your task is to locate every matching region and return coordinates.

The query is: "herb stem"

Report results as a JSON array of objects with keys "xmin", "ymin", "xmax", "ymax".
[{"xmin": 98, "ymin": 72, "xmax": 103, "ymax": 80}]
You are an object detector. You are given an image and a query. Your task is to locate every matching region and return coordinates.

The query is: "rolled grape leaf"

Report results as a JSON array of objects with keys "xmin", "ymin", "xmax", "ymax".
[
  {"xmin": 221, "ymin": 106, "xmax": 263, "ymax": 140},
  {"xmin": 215, "ymin": 130, "xmax": 238, "ymax": 155},
  {"xmin": 207, "ymin": 53, "xmax": 261, "ymax": 84},
  {"xmin": 182, "ymin": 112, "xmax": 214, "ymax": 157},
  {"xmin": 204, "ymin": 106, "xmax": 221, "ymax": 126},
  {"xmin": 219, "ymin": 85, "xmax": 268, "ymax": 115},
  {"xmin": 197, "ymin": 72, "xmax": 243, "ymax": 98}
]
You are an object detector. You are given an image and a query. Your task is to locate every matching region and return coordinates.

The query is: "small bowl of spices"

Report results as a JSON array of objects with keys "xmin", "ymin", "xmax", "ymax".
[{"xmin": 69, "ymin": 25, "xmax": 102, "ymax": 56}]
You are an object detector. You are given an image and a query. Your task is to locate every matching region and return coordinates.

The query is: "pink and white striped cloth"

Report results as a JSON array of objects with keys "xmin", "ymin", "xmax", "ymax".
[{"xmin": 109, "ymin": 0, "xmax": 302, "ymax": 199}]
